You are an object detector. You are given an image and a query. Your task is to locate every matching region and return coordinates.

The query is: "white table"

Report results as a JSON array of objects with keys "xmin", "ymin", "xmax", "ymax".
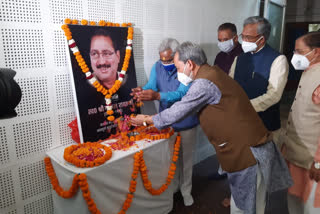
[{"xmin": 46, "ymin": 134, "xmax": 178, "ymax": 214}]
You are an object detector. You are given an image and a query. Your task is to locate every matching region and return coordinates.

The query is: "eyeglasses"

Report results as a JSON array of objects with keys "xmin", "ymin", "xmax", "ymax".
[
  {"xmin": 90, "ymin": 50, "xmax": 115, "ymax": 59},
  {"xmin": 239, "ymin": 34, "xmax": 261, "ymax": 41},
  {"xmin": 293, "ymin": 49, "xmax": 313, "ymax": 55}
]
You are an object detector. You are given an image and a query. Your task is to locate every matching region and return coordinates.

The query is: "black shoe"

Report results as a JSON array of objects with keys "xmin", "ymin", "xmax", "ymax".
[{"xmin": 208, "ymin": 172, "xmax": 227, "ymax": 180}]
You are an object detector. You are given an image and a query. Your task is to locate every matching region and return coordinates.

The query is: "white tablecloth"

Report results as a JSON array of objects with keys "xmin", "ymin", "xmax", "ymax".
[{"xmin": 46, "ymin": 134, "xmax": 178, "ymax": 214}]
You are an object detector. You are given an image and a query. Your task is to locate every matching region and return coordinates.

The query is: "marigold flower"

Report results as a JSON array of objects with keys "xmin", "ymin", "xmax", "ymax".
[
  {"xmin": 64, "ymin": 18, "xmax": 71, "ymax": 24},
  {"xmin": 81, "ymin": 19, "xmax": 88, "ymax": 25},
  {"xmin": 71, "ymin": 19, "xmax": 78, "ymax": 24},
  {"xmin": 108, "ymin": 116, "xmax": 115, "ymax": 121},
  {"xmin": 98, "ymin": 20, "xmax": 106, "ymax": 26}
]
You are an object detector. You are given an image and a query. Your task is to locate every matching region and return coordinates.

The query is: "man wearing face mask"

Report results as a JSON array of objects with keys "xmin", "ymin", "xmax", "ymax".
[
  {"xmin": 229, "ymin": 16, "xmax": 289, "ymax": 148},
  {"xmin": 282, "ymin": 32, "xmax": 320, "ymax": 214},
  {"xmin": 214, "ymin": 23, "xmax": 243, "ymax": 74},
  {"xmin": 131, "ymin": 38, "xmax": 199, "ymax": 206},
  {"xmin": 131, "ymin": 42, "xmax": 292, "ymax": 214}
]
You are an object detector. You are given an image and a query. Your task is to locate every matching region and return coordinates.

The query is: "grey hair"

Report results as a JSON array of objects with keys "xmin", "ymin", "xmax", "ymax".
[
  {"xmin": 243, "ymin": 16, "xmax": 271, "ymax": 40},
  {"xmin": 176, "ymin": 42, "xmax": 207, "ymax": 66},
  {"xmin": 158, "ymin": 38, "xmax": 180, "ymax": 56}
]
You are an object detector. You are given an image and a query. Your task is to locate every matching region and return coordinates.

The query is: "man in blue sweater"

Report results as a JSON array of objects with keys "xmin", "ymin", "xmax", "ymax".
[{"xmin": 131, "ymin": 38, "xmax": 199, "ymax": 206}]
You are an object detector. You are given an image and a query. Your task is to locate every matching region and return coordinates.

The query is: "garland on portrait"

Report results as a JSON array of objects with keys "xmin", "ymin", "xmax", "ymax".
[{"xmin": 61, "ymin": 18, "xmax": 143, "ymax": 123}]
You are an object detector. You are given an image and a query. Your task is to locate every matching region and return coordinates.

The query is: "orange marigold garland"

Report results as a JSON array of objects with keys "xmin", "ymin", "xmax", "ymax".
[
  {"xmin": 142, "ymin": 126, "xmax": 174, "ymax": 141},
  {"xmin": 125, "ymin": 126, "xmax": 174, "ymax": 143},
  {"xmin": 107, "ymin": 125, "xmax": 175, "ymax": 151},
  {"xmin": 139, "ymin": 134, "xmax": 181, "ymax": 195},
  {"xmin": 118, "ymin": 151, "xmax": 141, "ymax": 214},
  {"xmin": 44, "ymin": 157, "xmax": 79, "ymax": 198},
  {"xmin": 64, "ymin": 142, "xmax": 112, "ymax": 168},
  {"xmin": 78, "ymin": 173, "xmax": 101, "ymax": 214},
  {"xmin": 53, "ymin": 151, "xmax": 141, "ymax": 214},
  {"xmin": 61, "ymin": 18, "xmax": 134, "ymax": 121}
]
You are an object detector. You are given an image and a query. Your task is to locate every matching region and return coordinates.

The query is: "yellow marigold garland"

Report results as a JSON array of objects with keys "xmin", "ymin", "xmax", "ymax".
[
  {"xmin": 61, "ymin": 18, "xmax": 134, "ymax": 121},
  {"xmin": 64, "ymin": 142, "xmax": 112, "ymax": 168}
]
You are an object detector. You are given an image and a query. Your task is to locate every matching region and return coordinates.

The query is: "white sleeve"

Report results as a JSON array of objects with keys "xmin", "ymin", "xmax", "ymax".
[{"xmin": 250, "ymin": 55, "xmax": 289, "ymax": 112}]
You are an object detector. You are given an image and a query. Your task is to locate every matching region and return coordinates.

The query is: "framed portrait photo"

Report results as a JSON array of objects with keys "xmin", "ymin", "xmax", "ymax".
[{"xmin": 66, "ymin": 24, "xmax": 139, "ymax": 142}]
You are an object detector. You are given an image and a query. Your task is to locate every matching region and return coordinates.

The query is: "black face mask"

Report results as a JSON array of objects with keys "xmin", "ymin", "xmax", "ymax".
[{"xmin": 0, "ymin": 68, "xmax": 22, "ymax": 119}]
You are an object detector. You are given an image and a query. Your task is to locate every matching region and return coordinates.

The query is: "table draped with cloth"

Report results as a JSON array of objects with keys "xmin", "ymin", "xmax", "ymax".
[{"xmin": 46, "ymin": 135, "xmax": 178, "ymax": 214}]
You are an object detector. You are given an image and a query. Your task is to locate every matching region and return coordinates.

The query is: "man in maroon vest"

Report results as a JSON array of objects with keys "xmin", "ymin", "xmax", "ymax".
[
  {"xmin": 214, "ymin": 22, "xmax": 243, "ymax": 74},
  {"xmin": 131, "ymin": 42, "xmax": 292, "ymax": 214}
]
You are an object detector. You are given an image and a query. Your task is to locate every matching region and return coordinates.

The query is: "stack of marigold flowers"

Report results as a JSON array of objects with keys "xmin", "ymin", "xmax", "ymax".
[
  {"xmin": 139, "ymin": 134, "xmax": 181, "ymax": 195},
  {"xmin": 64, "ymin": 143, "xmax": 112, "ymax": 168},
  {"xmin": 44, "ymin": 157, "xmax": 79, "ymax": 198}
]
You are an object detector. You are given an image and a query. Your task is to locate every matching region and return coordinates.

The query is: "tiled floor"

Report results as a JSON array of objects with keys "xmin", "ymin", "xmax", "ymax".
[{"xmin": 170, "ymin": 155, "xmax": 289, "ymax": 214}]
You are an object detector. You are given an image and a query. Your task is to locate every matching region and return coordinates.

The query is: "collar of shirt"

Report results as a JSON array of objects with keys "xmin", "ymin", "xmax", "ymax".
[
  {"xmin": 251, "ymin": 44, "xmax": 266, "ymax": 54},
  {"xmin": 305, "ymin": 62, "xmax": 320, "ymax": 72}
]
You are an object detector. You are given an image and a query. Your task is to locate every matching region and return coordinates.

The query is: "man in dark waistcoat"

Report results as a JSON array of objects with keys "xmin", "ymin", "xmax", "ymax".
[{"xmin": 229, "ymin": 16, "xmax": 289, "ymax": 149}]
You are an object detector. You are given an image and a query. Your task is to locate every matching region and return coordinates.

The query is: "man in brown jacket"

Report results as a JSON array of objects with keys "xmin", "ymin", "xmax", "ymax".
[{"xmin": 131, "ymin": 42, "xmax": 292, "ymax": 214}]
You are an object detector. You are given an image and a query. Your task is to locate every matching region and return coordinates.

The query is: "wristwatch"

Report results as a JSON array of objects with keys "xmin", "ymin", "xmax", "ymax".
[{"xmin": 315, "ymin": 162, "xmax": 320, "ymax": 170}]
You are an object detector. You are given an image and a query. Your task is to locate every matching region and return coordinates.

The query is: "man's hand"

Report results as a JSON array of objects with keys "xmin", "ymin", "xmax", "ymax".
[
  {"xmin": 139, "ymin": 89, "xmax": 160, "ymax": 101},
  {"xmin": 130, "ymin": 87, "xmax": 142, "ymax": 100},
  {"xmin": 312, "ymin": 84, "xmax": 320, "ymax": 105},
  {"xmin": 309, "ymin": 161, "xmax": 320, "ymax": 182},
  {"xmin": 130, "ymin": 114, "xmax": 153, "ymax": 126}
]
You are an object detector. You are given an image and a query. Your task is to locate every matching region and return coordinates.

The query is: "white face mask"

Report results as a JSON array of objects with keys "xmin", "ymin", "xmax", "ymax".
[
  {"xmin": 241, "ymin": 36, "xmax": 263, "ymax": 53},
  {"xmin": 177, "ymin": 63, "xmax": 193, "ymax": 86},
  {"xmin": 218, "ymin": 37, "xmax": 235, "ymax": 53},
  {"xmin": 291, "ymin": 49, "xmax": 314, "ymax": 70}
]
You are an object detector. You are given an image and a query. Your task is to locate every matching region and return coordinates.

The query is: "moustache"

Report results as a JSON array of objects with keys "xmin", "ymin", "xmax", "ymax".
[{"xmin": 96, "ymin": 64, "xmax": 111, "ymax": 69}]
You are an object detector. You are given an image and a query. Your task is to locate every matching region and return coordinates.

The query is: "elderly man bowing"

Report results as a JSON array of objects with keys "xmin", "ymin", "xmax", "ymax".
[{"xmin": 131, "ymin": 42, "xmax": 292, "ymax": 214}]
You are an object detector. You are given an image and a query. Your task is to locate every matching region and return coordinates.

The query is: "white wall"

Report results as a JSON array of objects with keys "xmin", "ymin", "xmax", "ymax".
[
  {"xmin": 0, "ymin": 0, "xmax": 258, "ymax": 213},
  {"xmin": 286, "ymin": 0, "xmax": 320, "ymax": 22}
]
